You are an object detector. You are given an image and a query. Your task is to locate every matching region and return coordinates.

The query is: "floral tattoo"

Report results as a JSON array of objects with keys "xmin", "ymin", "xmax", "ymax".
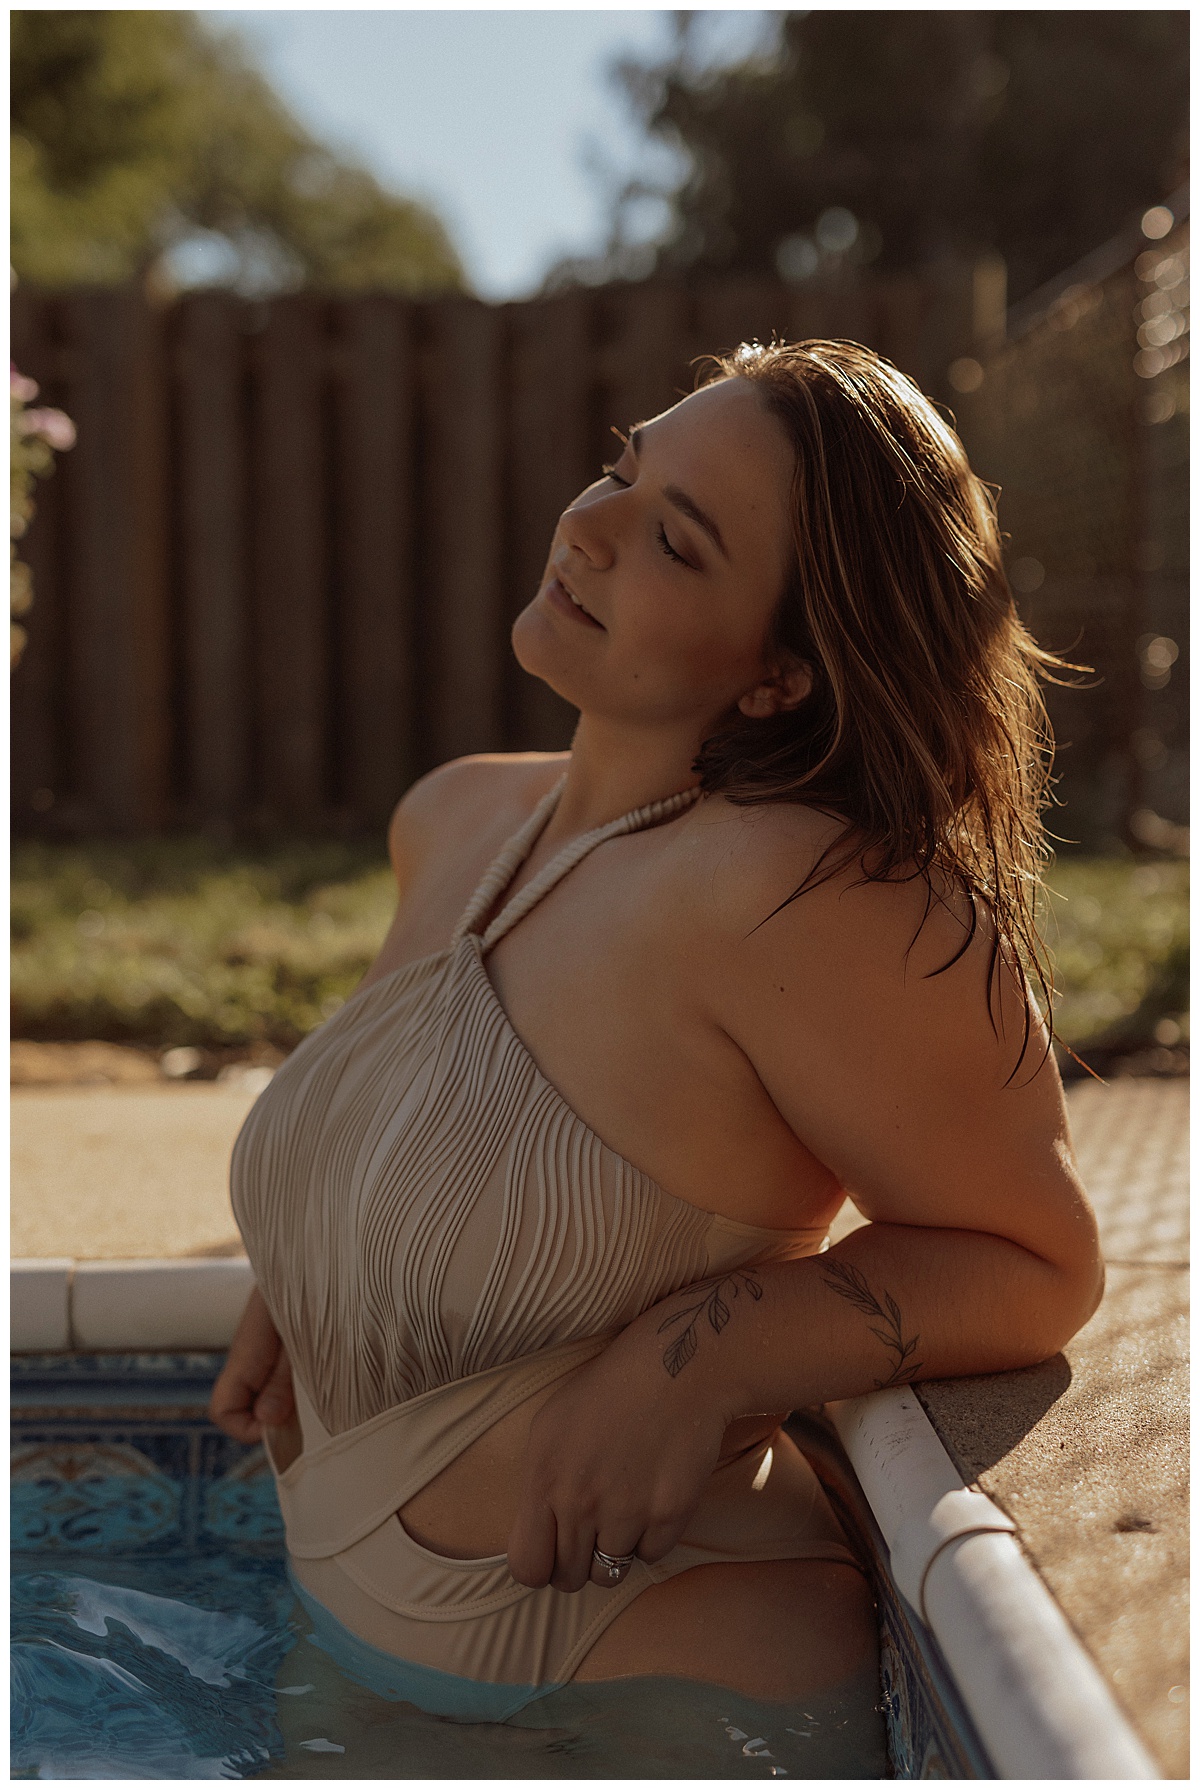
[
  {"xmin": 656, "ymin": 1272, "xmax": 763, "ymax": 1378},
  {"xmin": 820, "ymin": 1259, "xmax": 923, "ymax": 1387}
]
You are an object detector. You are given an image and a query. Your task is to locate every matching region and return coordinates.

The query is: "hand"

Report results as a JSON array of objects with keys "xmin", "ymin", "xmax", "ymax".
[
  {"xmin": 505, "ymin": 1315, "xmax": 729, "ymax": 1594},
  {"xmin": 209, "ymin": 1285, "xmax": 294, "ymax": 1444}
]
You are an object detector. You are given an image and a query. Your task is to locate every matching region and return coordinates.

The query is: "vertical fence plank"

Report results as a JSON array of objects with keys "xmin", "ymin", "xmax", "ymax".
[
  {"xmin": 914, "ymin": 257, "xmax": 976, "ymax": 402},
  {"xmin": 783, "ymin": 272, "xmax": 878, "ymax": 354},
  {"xmin": 174, "ymin": 294, "xmax": 250, "ymax": 825},
  {"xmin": 784, "ymin": 281, "xmax": 846, "ymax": 345},
  {"xmin": 251, "ymin": 298, "xmax": 329, "ymax": 825},
  {"xmin": 422, "ymin": 299, "xmax": 507, "ymax": 768},
  {"xmin": 692, "ymin": 277, "xmax": 792, "ymax": 363},
  {"xmin": 61, "ymin": 291, "xmax": 170, "ymax": 831},
  {"xmin": 874, "ymin": 275, "xmax": 929, "ymax": 386},
  {"xmin": 11, "ymin": 293, "xmax": 67, "ymax": 824},
  {"xmin": 505, "ymin": 291, "xmax": 592, "ymax": 751},
  {"xmin": 332, "ymin": 297, "xmax": 417, "ymax": 823},
  {"xmin": 594, "ymin": 283, "xmax": 695, "ymax": 464}
]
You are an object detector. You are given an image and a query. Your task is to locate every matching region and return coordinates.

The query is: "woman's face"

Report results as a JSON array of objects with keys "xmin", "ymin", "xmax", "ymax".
[{"xmin": 512, "ymin": 376, "xmax": 799, "ymax": 737}]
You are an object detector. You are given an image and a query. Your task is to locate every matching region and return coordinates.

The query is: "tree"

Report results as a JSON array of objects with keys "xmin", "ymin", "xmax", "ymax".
[
  {"xmin": 11, "ymin": 11, "xmax": 465, "ymax": 295},
  {"xmin": 596, "ymin": 11, "xmax": 1189, "ymax": 304}
]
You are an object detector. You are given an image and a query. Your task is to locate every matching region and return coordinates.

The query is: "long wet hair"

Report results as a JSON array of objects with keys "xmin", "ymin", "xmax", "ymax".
[{"xmin": 693, "ymin": 339, "xmax": 1067, "ymax": 1070}]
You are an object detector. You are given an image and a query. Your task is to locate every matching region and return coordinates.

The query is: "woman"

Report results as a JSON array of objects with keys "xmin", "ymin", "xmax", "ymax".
[{"xmin": 213, "ymin": 340, "xmax": 1102, "ymax": 1721}]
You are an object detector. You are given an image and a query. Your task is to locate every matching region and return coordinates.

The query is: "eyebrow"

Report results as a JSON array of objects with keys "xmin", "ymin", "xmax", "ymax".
[{"xmin": 628, "ymin": 425, "xmax": 730, "ymax": 561}]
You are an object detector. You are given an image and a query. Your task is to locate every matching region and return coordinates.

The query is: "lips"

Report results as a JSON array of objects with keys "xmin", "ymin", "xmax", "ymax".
[{"xmin": 546, "ymin": 575, "xmax": 604, "ymax": 629}]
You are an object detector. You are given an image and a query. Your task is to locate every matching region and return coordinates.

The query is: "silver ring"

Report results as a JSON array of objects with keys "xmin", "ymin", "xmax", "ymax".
[{"xmin": 592, "ymin": 1545, "xmax": 637, "ymax": 1583}]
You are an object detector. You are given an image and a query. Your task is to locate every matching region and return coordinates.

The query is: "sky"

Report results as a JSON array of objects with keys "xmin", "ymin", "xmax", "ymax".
[{"xmin": 207, "ymin": 9, "xmax": 776, "ymax": 299}]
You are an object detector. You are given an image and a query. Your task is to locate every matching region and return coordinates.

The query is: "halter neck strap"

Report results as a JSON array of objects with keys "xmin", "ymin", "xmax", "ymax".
[{"xmin": 451, "ymin": 775, "xmax": 702, "ymax": 955}]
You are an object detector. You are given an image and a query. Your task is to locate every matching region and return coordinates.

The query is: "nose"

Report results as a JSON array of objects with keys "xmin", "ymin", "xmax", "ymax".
[{"xmin": 557, "ymin": 480, "xmax": 618, "ymax": 571}]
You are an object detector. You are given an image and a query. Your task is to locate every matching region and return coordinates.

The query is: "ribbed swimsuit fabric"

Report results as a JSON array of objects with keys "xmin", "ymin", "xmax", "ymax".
[{"xmin": 230, "ymin": 777, "xmax": 857, "ymax": 1695}]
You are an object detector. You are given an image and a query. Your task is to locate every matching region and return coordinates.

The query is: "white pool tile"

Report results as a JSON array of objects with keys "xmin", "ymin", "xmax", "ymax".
[
  {"xmin": 71, "ymin": 1258, "xmax": 254, "ymax": 1350},
  {"xmin": 11, "ymin": 1259, "xmax": 73, "ymax": 1351}
]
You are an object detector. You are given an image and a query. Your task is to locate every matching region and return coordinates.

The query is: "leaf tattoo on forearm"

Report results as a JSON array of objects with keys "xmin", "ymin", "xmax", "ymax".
[
  {"xmin": 657, "ymin": 1272, "xmax": 763, "ymax": 1378},
  {"xmin": 820, "ymin": 1259, "xmax": 924, "ymax": 1388}
]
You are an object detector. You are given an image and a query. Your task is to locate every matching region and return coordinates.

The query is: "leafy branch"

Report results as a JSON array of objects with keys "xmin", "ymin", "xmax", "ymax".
[
  {"xmin": 656, "ymin": 1271, "xmax": 763, "ymax": 1378},
  {"xmin": 820, "ymin": 1258, "xmax": 923, "ymax": 1388}
]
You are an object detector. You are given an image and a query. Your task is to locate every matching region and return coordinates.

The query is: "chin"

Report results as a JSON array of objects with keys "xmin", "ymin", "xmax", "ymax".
[{"xmin": 511, "ymin": 599, "xmax": 591, "ymax": 708}]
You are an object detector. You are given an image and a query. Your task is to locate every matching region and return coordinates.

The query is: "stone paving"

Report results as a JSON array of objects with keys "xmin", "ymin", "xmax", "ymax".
[
  {"xmin": 10, "ymin": 1067, "xmax": 1188, "ymax": 1774},
  {"xmin": 920, "ymin": 1078, "xmax": 1189, "ymax": 1778},
  {"xmin": 11, "ymin": 1082, "xmax": 255, "ymax": 1259}
]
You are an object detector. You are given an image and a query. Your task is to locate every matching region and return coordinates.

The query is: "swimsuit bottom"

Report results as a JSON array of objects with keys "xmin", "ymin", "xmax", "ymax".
[
  {"xmin": 289, "ymin": 1578, "xmax": 564, "ymax": 1722},
  {"xmin": 268, "ymin": 1336, "xmax": 860, "ymax": 1700},
  {"xmin": 281, "ymin": 1586, "xmax": 891, "ymax": 1780}
]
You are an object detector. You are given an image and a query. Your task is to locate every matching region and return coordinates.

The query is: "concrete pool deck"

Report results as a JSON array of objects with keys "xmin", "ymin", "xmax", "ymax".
[
  {"xmin": 10, "ymin": 1070, "xmax": 1189, "ymax": 1776},
  {"xmin": 918, "ymin": 1078, "xmax": 1189, "ymax": 1779}
]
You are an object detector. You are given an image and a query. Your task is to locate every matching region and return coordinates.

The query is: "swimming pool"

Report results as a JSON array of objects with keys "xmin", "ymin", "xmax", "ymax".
[{"xmin": 11, "ymin": 1352, "xmax": 979, "ymax": 1778}]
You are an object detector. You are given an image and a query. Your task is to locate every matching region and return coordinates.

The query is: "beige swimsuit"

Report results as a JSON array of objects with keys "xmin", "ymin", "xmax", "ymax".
[{"xmin": 230, "ymin": 779, "xmax": 857, "ymax": 1691}]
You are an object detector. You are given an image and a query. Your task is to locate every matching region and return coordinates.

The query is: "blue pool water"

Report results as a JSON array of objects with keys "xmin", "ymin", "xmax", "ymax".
[{"xmin": 11, "ymin": 1354, "xmax": 897, "ymax": 1779}]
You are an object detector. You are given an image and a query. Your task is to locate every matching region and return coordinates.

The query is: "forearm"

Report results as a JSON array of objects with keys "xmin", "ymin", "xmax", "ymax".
[{"xmin": 635, "ymin": 1222, "xmax": 1102, "ymax": 1423}]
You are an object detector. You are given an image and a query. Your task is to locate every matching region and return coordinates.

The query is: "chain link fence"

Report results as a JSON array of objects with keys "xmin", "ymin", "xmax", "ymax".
[{"xmin": 956, "ymin": 206, "xmax": 1188, "ymax": 855}]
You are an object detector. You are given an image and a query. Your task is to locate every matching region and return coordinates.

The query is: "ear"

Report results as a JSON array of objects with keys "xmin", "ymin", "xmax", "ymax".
[{"xmin": 737, "ymin": 659, "xmax": 814, "ymax": 720}]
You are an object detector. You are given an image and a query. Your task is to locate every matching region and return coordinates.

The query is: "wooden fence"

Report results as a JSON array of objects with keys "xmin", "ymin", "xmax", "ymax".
[{"xmin": 12, "ymin": 269, "xmax": 979, "ymax": 835}]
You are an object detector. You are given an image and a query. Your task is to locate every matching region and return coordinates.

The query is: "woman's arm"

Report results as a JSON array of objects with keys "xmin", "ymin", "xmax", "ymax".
[
  {"xmin": 507, "ymin": 844, "xmax": 1103, "ymax": 1591},
  {"xmin": 507, "ymin": 1209, "xmax": 1098, "ymax": 1591}
]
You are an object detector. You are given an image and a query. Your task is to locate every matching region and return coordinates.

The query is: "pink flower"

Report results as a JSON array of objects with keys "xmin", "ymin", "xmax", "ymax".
[
  {"xmin": 10, "ymin": 366, "xmax": 39, "ymax": 404},
  {"xmin": 21, "ymin": 408, "xmax": 77, "ymax": 451}
]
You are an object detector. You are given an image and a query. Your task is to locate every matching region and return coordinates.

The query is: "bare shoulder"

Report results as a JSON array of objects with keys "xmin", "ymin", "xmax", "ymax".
[
  {"xmin": 679, "ymin": 793, "xmax": 850, "ymax": 912},
  {"xmin": 681, "ymin": 791, "xmax": 992, "ymax": 989},
  {"xmin": 671, "ymin": 796, "xmax": 1090, "ymax": 1273},
  {"xmin": 387, "ymin": 752, "xmax": 569, "ymax": 888}
]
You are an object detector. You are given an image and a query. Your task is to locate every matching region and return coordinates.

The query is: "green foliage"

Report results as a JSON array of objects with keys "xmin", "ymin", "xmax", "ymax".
[
  {"xmin": 11, "ymin": 11, "xmax": 465, "ymax": 294},
  {"xmin": 604, "ymin": 12, "xmax": 1189, "ymax": 303},
  {"xmin": 10, "ymin": 839, "xmax": 1189, "ymax": 1062},
  {"xmin": 11, "ymin": 837, "xmax": 395, "ymax": 1050},
  {"xmin": 1042, "ymin": 857, "xmax": 1189, "ymax": 1050}
]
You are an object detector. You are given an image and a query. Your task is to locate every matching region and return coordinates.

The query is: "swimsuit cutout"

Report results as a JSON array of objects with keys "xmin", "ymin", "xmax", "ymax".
[{"xmin": 231, "ymin": 777, "xmax": 857, "ymax": 1703}]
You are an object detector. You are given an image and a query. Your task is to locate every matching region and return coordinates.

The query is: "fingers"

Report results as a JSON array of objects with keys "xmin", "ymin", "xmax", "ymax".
[
  {"xmin": 253, "ymin": 1344, "xmax": 294, "ymax": 1427},
  {"xmin": 634, "ymin": 1513, "xmax": 688, "ymax": 1566},
  {"xmin": 587, "ymin": 1527, "xmax": 644, "ymax": 1590},
  {"xmin": 508, "ymin": 1478, "xmax": 691, "ymax": 1594},
  {"xmin": 209, "ymin": 1360, "xmax": 267, "ymax": 1443},
  {"xmin": 538, "ymin": 1501, "xmax": 647, "ymax": 1593},
  {"xmin": 506, "ymin": 1497, "xmax": 559, "ymax": 1590},
  {"xmin": 232, "ymin": 1286, "xmax": 285, "ymax": 1381},
  {"xmin": 550, "ymin": 1514, "xmax": 612, "ymax": 1594},
  {"xmin": 208, "ymin": 1285, "xmax": 288, "ymax": 1443}
]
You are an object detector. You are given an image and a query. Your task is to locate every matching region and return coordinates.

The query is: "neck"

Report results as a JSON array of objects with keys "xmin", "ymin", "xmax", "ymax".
[{"xmin": 544, "ymin": 713, "xmax": 707, "ymax": 842}]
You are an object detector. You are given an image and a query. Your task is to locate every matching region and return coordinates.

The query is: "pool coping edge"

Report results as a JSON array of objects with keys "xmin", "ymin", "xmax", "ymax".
[
  {"xmin": 828, "ymin": 1388, "xmax": 1160, "ymax": 1780},
  {"xmin": 12, "ymin": 1256, "xmax": 253, "ymax": 1352}
]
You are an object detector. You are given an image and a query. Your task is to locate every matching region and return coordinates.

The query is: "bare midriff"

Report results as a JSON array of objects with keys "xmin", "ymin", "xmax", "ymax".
[{"xmin": 395, "ymin": 1366, "xmax": 785, "ymax": 1561}]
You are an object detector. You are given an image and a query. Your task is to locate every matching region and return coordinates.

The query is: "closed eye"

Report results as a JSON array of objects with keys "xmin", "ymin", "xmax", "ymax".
[
  {"xmin": 656, "ymin": 525, "xmax": 690, "ymax": 566},
  {"xmin": 600, "ymin": 464, "xmax": 694, "ymax": 568}
]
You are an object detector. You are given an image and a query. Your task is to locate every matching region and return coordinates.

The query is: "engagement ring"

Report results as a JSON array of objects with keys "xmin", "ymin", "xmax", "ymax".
[{"xmin": 592, "ymin": 1546, "xmax": 637, "ymax": 1583}]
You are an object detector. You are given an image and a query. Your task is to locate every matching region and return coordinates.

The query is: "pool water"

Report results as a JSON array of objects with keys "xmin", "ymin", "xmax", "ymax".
[{"xmin": 12, "ymin": 1354, "xmax": 889, "ymax": 1780}]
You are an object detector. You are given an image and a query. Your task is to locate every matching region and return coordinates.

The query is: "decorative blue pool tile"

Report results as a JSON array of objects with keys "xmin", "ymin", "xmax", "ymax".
[
  {"xmin": 12, "ymin": 1441, "xmax": 182, "ymax": 1549},
  {"xmin": 203, "ymin": 1451, "xmax": 286, "ymax": 1544}
]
